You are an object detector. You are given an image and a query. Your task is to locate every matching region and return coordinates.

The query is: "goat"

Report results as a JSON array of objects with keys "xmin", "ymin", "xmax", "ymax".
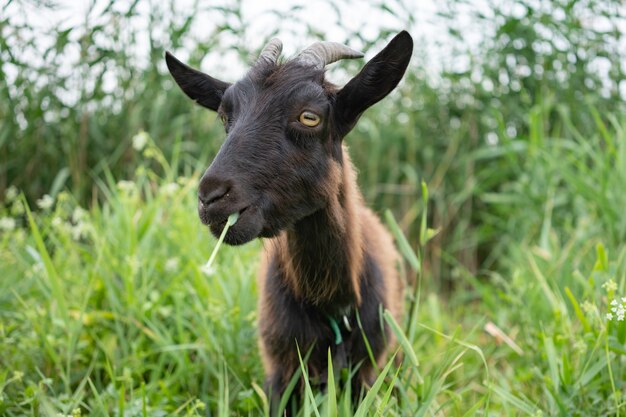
[{"xmin": 166, "ymin": 31, "xmax": 413, "ymax": 411}]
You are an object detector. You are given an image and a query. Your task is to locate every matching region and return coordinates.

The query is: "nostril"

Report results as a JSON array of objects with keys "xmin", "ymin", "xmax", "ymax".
[{"xmin": 198, "ymin": 183, "xmax": 230, "ymax": 207}]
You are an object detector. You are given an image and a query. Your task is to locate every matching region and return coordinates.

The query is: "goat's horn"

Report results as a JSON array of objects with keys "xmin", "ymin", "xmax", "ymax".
[
  {"xmin": 296, "ymin": 42, "xmax": 364, "ymax": 68},
  {"xmin": 257, "ymin": 38, "xmax": 283, "ymax": 64}
]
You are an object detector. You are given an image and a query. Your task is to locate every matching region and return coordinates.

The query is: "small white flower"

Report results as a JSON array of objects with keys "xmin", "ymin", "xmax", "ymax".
[
  {"xmin": 608, "ymin": 297, "xmax": 626, "ymax": 322},
  {"xmin": 165, "ymin": 257, "xmax": 179, "ymax": 273},
  {"xmin": 160, "ymin": 182, "xmax": 179, "ymax": 196},
  {"xmin": 581, "ymin": 300, "xmax": 595, "ymax": 314},
  {"xmin": 0, "ymin": 217, "xmax": 16, "ymax": 232},
  {"xmin": 71, "ymin": 223, "xmax": 90, "ymax": 240},
  {"xmin": 117, "ymin": 180, "xmax": 135, "ymax": 192},
  {"xmin": 72, "ymin": 207, "xmax": 87, "ymax": 223},
  {"xmin": 36, "ymin": 194, "xmax": 54, "ymax": 210},
  {"xmin": 51, "ymin": 216, "xmax": 70, "ymax": 233},
  {"xmin": 5, "ymin": 185, "xmax": 18, "ymax": 201},
  {"xmin": 132, "ymin": 131, "xmax": 150, "ymax": 151},
  {"xmin": 603, "ymin": 280, "xmax": 618, "ymax": 292}
]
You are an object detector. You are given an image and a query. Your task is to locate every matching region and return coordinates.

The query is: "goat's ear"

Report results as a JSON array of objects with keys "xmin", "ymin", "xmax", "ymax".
[
  {"xmin": 165, "ymin": 51, "xmax": 230, "ymax": 111},
  {"xmin": 334, "ymin": 31, "xmax": 413, "ymax": 135}
]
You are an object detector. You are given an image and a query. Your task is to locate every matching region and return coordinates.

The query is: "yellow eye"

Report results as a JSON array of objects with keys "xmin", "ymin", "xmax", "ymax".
[
  {"xmin": 299, "ymin": 111, "xmax": 321, "ymax": 127},
  {"xmin": 220, "ymin": 114, "xmax": 228, "ymax": 125}
]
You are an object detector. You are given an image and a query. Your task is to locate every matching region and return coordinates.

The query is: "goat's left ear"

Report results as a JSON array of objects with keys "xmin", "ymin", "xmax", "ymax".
[
  {"xmin": 165, "ymin": 51, "xmax": 231, "ymax": 111},
  {"xmin": 334, "ymin": 31, "xmax": 413, "ymax": 135}
]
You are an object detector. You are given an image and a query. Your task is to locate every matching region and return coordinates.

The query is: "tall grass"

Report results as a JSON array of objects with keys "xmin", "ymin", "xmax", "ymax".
[
  {"xmin": 2, "ymin": 0, "xmax": 626, "ymax": 415},
  {"xmin": 1, "ymin": 120, "xmax": 625, "ymax": 414}
]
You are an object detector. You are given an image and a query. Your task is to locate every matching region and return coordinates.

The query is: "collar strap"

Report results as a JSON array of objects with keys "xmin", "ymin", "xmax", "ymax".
[{"xmin": 328, "ymin": 316, "xmax": 343, "ymax": 345}]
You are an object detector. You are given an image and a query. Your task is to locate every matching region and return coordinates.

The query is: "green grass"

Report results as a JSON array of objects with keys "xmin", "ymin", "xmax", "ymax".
[{"xmin": 1, "ymin": 117, "xmax": 626, "ymax": 416}]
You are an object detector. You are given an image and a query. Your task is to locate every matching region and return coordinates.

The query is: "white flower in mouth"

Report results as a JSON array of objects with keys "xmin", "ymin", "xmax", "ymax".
[{"xmin": 200, "ymin": 263, "xmax": 215, "ymax": 276}]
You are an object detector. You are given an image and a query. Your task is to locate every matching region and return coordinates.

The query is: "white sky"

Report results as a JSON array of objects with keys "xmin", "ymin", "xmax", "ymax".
[
  {"xmin": 5, "ymin": 0, "xmax": 623, "ymax": 99},
  {"xmin": 6, "ymin": 0, "xmax": 452, "ymax": 80}
]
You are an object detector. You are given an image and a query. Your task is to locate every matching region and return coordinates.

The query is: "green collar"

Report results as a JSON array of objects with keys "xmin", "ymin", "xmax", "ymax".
[{"xmin": 328, "ymin": 316, "xmax": 343, "ymax": 345}]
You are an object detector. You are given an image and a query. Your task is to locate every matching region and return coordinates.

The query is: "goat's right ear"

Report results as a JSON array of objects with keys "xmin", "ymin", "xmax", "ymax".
[{"xmin": 165, "ymin": 51, "xmax": 230, "ymax": 111}]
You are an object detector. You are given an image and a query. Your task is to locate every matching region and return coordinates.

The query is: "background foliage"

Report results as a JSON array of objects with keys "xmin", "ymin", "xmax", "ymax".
[{"xmin": 1, "ymin": 0, "xmax": 626, "ymax": 415}]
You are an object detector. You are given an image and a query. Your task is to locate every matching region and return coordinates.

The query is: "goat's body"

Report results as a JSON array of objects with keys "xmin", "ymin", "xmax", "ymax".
[
  {"xmin": 166, "ymin": 30, "xmax": 413, "ymax": 412},
  {"xmin": 258, "ymin": 150, "xmax": 402, "ymax": 401}
]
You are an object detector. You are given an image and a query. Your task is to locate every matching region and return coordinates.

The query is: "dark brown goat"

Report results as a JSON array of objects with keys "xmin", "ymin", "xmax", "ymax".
[{"xmin": 166, "ymin": 31, "xmax": 413, "ymax": 410}]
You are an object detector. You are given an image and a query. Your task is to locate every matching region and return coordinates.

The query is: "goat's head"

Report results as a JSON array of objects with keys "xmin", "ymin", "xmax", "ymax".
[{"xmin": 166, "ymin": 31, "xmax": 413, "ymax": 245}]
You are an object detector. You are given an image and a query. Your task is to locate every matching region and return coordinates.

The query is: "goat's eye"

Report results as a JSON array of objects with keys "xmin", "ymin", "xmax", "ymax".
[
  {"xmin": 220, "ymin": 114, "xmax": 228, "ymax": 125},
  {"xmin": 298, "ymin": 111, "xmax": 321, "ymax": 127}
]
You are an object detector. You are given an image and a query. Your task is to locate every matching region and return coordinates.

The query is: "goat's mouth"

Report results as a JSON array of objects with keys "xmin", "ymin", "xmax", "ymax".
[{"xmin": 201, "ymin": 204, "xmax": 263, "ymax": 246}]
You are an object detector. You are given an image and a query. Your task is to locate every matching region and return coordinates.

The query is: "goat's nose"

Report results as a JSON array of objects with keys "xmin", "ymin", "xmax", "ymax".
[{"xmin": 198, "ymin": 176, "xmax": 230, "ymax": 207}]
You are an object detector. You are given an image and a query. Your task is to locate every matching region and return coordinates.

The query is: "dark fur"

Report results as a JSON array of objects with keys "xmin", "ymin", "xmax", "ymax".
[{"xmin": 166, "ymin": 31, "xmax": 413, "ymax": 413}]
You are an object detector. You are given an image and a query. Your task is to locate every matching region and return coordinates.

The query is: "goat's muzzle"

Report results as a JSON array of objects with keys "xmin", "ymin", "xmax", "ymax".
[{"xmin": 197, "ymin": 173, "xmax": 263, "ymax": 245}]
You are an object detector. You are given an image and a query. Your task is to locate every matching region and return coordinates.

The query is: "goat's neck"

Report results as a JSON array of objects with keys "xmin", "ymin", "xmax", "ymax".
[{"xmin": 277, "ymin": 154, "xmax": 364, "ymax": 312}]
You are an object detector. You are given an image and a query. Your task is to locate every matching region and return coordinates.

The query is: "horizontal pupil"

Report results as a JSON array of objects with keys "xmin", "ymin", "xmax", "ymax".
[{"xmin": 304, "ymin": 114, "xmax": 317, "ymax": 120}]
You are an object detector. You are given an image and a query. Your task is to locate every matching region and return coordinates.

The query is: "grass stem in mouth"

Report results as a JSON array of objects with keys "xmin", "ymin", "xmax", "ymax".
[{"xmin": 204, "ymin": 212, "xmax": 240, "ymax": 272}]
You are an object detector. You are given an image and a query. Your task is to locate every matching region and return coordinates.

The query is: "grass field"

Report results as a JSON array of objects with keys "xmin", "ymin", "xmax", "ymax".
[
  {"xmin": 2, "ymin": 1, "xmax": 626, "ymax": 414},
  {"xmin": 1, "ymin": 115, "xmax": 625, "ymax": 416}
]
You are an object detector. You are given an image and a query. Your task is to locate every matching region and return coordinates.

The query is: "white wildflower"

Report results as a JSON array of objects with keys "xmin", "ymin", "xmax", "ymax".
[
  {"xmin": 51, "ymin": 216, "xmax": 70, "ymax": 234},
  {"xmin": 603, "ymin": 279, "xmax": 618, "ymax": 292},
  {"xmin": 608, "ymin": 297, "xmax": 626, "ymax": 321},
  {"xmin": 72, "ymin": 207, "xmax": 87, "ymax": 223},
  {"xmin": 581, "ymin": 300, "xmax": 595, "ymax": 314},
  {"xmin": 0, "ymin": 217, "xmax": 16, "ymax": 232},
  {"xmin": 160, "ymin": 182, "xmax": 179, "ymax": 196},
  {"xmin": 165, "ymin": 257, "xmax": 179, "ymax": 273},
  {"xmin": 70, "ymin": 222, "xmax": 91, "ymax": 241},
  {"xmin": 36, "ymin": 194, "xmax": 54, "ymax": 210},
  {"xmin": 117, "ymin": 180, "xmax": 135, "ymax": 192},
  {"xmin": 5, "ymin": 185, "xmax": 18, "ymax": 201},
  {"xmin": 132, "ymin": 131, "xmax": 150, "ymax": 151}
]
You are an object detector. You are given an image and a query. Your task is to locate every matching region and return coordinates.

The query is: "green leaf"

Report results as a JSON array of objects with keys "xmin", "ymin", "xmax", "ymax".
[{"xmin": 384, "ymin": 210, "xmax": 419, "ymax": 272}]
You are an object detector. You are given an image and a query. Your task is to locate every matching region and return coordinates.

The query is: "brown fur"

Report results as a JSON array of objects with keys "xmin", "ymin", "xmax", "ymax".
[
  {"xmin": 257, "ymin": 148, "xmax": 403, "ymax": 404},
  {"xmin": 166, "ymin": 31, "xmax": 413, "ymax": 413}
]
